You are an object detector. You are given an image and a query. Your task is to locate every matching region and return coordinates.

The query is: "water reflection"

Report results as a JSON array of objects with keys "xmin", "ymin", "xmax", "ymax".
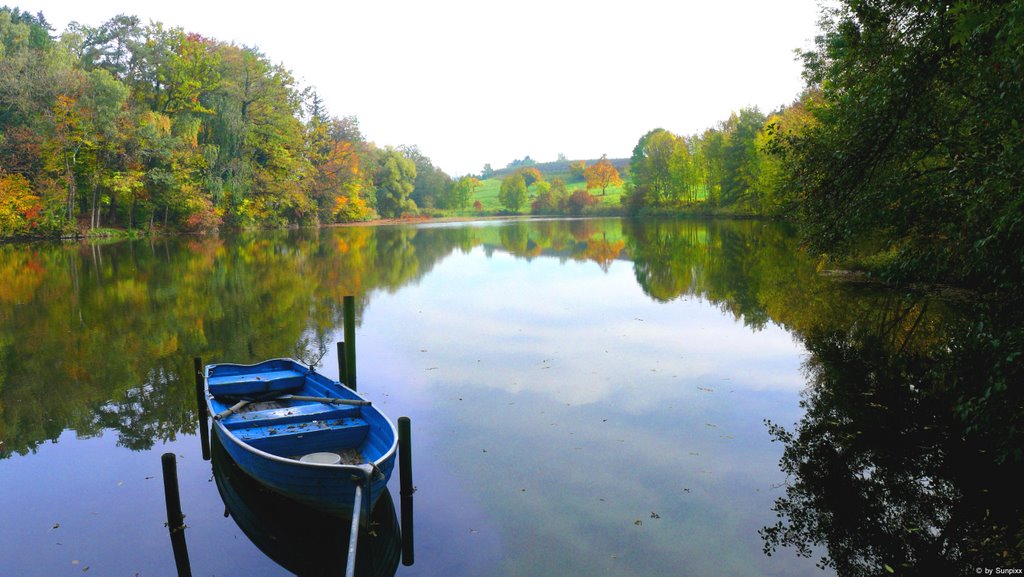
[
  {"xmin": 762, "ymin": 298, "xmax": 1024, "ymax": 575},
  {"xmin": 211, "ymin": 434, "xmax": 401, "ymax": 577},
  {"xmin": 0, "ymin": 221, "xmax": 634, "ymax": 457},
  {"xmin": 1, "ymin": 218, "xmax": 1021, "ymax": 575}
]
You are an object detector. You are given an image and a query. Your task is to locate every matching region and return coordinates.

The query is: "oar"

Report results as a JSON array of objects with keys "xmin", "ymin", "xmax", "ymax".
[
  {"xmin": 345, "ymin": 475, "xmax": 365, "ymax": 577},
  {"xmin": 275, "ymin": 395, "xmax": 370, "ymax": 406},
  {"xmin": 213, "ymin": 399, "xmax": 250, "ymax": 420}
]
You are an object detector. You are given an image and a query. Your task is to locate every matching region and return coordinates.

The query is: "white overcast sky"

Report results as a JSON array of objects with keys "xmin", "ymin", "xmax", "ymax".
[{"xmin": 27, "ymin": 0, "xmax": 823, "ymax": 176}]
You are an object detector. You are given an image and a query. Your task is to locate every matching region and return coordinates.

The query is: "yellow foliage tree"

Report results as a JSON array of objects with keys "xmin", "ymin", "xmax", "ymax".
[{"xmin": 0, "ymin": 172, "xmax": 42, "ymax": 236}]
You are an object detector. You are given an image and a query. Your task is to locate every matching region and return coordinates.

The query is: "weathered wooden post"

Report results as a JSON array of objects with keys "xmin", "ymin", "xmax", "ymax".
[
  {"xmin": 162, "ymin": 453, "xmax": 192, "ymax": 577},
  {"xmin": 337, "ymin": 341, "xmax": 348, "ymax": 386},
  {"xmin": 193, "ymin": 357, "xmax": 210, "ymax": 461},
  {"xmin": 398, "ymin": 416, "xmax": 414, "ymax": 565},
  {"xmin": 343, "ymin": 295, "xmax": 357, "ymax": 390}
]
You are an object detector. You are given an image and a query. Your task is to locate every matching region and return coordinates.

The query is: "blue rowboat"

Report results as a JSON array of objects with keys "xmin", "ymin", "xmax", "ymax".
[{"xmin": 205, "ymin": 358, "xmax": 397, "ymax": 517}]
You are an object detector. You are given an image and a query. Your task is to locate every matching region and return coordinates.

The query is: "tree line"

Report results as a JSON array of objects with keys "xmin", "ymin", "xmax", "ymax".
[
  {"xmin": 5, "ymin": 1, "xmax": 1021, "ymax": 292},
  {"xmin": 0, "ymin": 8, "xmax": 478, "ymax": 239}
]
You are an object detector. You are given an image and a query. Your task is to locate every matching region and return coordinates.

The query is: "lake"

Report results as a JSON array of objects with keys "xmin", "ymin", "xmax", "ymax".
[{"xmin": 1, "ymin": 218, "xmax": 1021, "ymax": 576}]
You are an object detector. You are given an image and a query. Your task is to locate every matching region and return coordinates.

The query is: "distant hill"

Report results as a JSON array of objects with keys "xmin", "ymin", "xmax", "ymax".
[{"xmin": 491, "ymin": 157, "xmax": 630, "ymax": 179}]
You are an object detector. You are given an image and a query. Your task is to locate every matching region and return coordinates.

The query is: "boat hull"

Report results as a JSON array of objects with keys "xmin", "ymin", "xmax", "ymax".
[{"xmin": 211, "ymin": 433, "xmax": 401, "ymax": 576}]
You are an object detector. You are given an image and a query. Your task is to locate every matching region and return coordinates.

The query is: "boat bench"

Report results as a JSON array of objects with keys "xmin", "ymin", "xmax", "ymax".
[
  {"xmin": 207, "ymin": 369, "xmax": 305, "ymax": 397},
  {"xmin": 221, "ymin": 402, "xmax": 360, "ymax": 430},
  {"xmin": 233, "ymin": 417, "xmax": 370, "ymax": 457}
]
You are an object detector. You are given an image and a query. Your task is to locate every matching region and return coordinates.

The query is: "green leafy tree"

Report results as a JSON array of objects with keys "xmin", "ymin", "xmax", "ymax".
[
  {"xmin": 785, "ymin": 0, "xmax": 1024, "ymax": 289},
  {"xmin": 568, "ymin": 160, "xmax": 586, "ymax": 181},
  {"xmin": 499, "ymin": 172, "xmax": 527, "ymax": 212},
  {"xmin": 375, "ymin": 147, "xmax": 417, "ymax": 217},
  {"xmin": 400, "ymin": 145, "xmax": 450, "ymax": 209},
  {"xmin": 719, "ymin": 107, "xmax": 766, "ymax": 208},
  {"xmin": 531, "ymin": 178, "xmax": 567, "ymax": 214},
  {"xmin": 449, "ymin": 176, "xmax": 480, "ymax": 210},
  {"xmin": 630, "ymin": 128, "xmax": 682, "ymax": 206}
]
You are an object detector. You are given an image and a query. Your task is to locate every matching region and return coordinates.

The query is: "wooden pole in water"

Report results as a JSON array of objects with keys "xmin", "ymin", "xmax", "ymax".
[
  {"xmin": 162, "ymin": 453, "xmax": 192, "ymax": 577},
  {"xmin": 193, "ymin": 357, "xmax": 210, "ymax": 461},
  {"xmin": 337, "ymin": 341, "xmax": 348, "ymax": 386},
  {"xmin": 343, "ymin": 295, "xmax": 357, "ymax": 390},
  {"xmin": 398, "ymin": 416, "xmax": 414, "ymax": 565}
]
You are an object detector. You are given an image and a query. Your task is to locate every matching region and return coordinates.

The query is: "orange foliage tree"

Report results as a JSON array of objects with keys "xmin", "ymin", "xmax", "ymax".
[
  {"xmin": 324, "ymin": 141, "xmax": 371, "ymax": 222},
  {"xmin": 0, "ymin": 172, "xmax": 42, "ymax": 236},
  {"xmin": 584, "ymin": 156, "xmax": 623, "ymax": 195},
  {"xmin": 518, "ymin": 166, "xmax": 543, "ymax": 187}
]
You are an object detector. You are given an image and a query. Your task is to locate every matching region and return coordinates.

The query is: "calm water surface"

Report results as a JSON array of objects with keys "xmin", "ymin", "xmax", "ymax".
[{"xmin": 1, "ymin": 218, "xmax": 1020, "ymax": 576}]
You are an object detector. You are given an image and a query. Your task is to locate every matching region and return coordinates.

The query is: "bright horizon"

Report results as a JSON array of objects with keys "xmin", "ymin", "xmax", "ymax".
[{"xmin": 26, "ymin": 0, "xmax": 823, "ymax": 176}]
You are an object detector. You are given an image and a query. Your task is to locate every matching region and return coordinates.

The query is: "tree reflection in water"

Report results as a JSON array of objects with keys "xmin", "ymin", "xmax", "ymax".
[{"xmin": 763, "ymin": 298, "xmax": 1024, "ymax": 576}]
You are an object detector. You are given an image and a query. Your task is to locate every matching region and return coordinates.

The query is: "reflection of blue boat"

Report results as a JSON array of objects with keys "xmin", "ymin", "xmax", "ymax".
[
  {"xmin": 205, "ymin": 358, "xmax": 396, "ymax": 516},
  {"xmin": 211, "ymin": 433, "xmax": 401, "ymax": 577}
]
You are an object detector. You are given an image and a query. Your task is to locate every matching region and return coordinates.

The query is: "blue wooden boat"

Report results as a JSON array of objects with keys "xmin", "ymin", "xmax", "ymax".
[{"xmin": 204, "ymin": 358, "xmax": 397, "ymax": 517}]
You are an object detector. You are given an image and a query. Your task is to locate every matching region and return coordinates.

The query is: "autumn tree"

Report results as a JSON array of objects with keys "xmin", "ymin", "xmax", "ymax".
[
  {"xmin": 566, "ymin": 189, "xmax": 599, "ymax": 215},
  {"xmin": 584, "ymin": 156, "xmax": 623, "ymax": 195},
  {"xmin": 0, "ymin": 172, "xmax": 41, "ymax": 236},
  {"xmin": 518, "ymin": 166, "xmax": 543, "ymax": 188}
]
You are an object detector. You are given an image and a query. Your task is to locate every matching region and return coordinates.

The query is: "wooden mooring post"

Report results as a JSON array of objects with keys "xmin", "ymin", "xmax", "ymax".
[
  {"xmin": 193, "ymin": 357, "xmax": 210, "ymax": 461},
  {"xmin": 162, "ymin": 453, "xmax": 192, "ymax": 577},
  {"xmin": 398, "ymin": 416, "xmax": 415, "ymax": 565},
  {"xmin": 343, "ymin": 295, "xmax": 357, "ymax": 390}
]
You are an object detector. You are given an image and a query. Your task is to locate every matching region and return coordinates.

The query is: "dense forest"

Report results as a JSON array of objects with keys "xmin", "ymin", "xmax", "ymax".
[{"xmin": 0, "ymin": 7, "xmax": 476, "ymax": 239}]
